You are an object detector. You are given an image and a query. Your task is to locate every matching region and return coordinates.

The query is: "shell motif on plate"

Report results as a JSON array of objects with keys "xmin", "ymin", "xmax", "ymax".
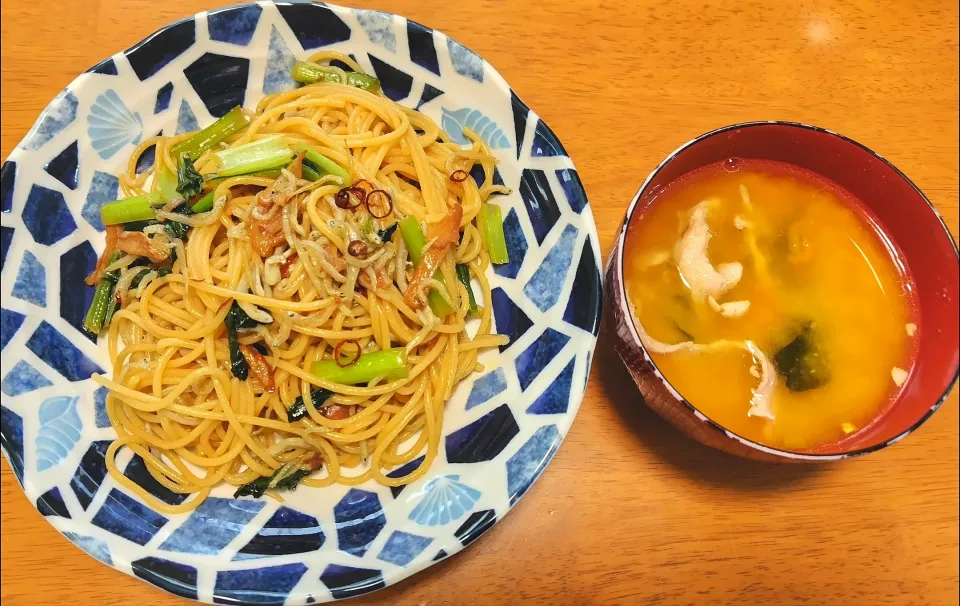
[
  {"xmin": 87, "ymin": 90, "xmax": 143, "ymax": 159},
  {"xmin": 440, "ymin": 107, "xmax": 510, "ymax": 149},
  {"xmin": 35, "ymin": 395, "xmax": 83, "ymax": 472},
  {"xmin": 408, "ymin": 475, "xmax": 482, "ymax": 527}
]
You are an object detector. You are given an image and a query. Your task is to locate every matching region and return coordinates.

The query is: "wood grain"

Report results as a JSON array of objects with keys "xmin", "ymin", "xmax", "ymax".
[{"xmin": 2, "ymin": 1, "xmax": 958, "ymax": 605}]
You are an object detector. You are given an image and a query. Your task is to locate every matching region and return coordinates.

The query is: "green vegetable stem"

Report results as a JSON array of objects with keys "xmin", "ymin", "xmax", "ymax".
[
  {"xmin": 83, "ymin": 252, "xmax": 122, "ymax": 334},
  {"xmin": 291, "ymin": 61, "xmax": 381, "ymax": 93},
  {"xmin": 312, "ymin": 348, "xmax": 409, "ymax": 385},
  {"xmin": 478, "ymin": 203, "xmax": 510, "ymax": 264},
  {"xmin": 398, "ymin": 216, "xmax": 455, "ymax": 317}
]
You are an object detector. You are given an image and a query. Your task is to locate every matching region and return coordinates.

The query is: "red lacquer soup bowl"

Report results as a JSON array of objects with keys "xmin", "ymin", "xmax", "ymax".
[{"xmin": 606, "ymin": 121, "xmax": 959, "ymax": 462}]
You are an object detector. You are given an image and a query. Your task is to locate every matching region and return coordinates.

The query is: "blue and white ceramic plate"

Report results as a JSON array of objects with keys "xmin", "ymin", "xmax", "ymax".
[{"xmin": 0, "ymin": 2, "xmax": 600, "ymax": 603}]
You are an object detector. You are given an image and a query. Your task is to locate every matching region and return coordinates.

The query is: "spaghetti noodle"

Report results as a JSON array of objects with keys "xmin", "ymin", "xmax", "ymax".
[{"xmin": 88, "ymin": 51, "xmax": 511, "ymax": 513}]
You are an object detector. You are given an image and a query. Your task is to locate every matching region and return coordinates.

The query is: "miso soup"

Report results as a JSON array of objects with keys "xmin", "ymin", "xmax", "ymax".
[{"xmin": 624, "ymin": 159, "xmax": 918, "ymax": 451}]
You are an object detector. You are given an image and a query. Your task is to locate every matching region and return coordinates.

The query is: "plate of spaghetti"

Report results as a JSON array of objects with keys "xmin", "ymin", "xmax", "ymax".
[{"xmin": 0, "ymin": 2, "xmax": 600, "ymax": 603}]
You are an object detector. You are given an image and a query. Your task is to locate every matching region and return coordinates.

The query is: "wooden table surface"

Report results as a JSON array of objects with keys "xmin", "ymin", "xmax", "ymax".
[{"xmin": 2, "ymin": 1, "xmax": 958, "ymax": 604}]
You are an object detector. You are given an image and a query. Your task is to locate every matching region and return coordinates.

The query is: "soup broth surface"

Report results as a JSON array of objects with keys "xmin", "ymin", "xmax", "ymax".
[{"xmin": 625, "ymin": 159, "xmax": 917, "ymax": 450}]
